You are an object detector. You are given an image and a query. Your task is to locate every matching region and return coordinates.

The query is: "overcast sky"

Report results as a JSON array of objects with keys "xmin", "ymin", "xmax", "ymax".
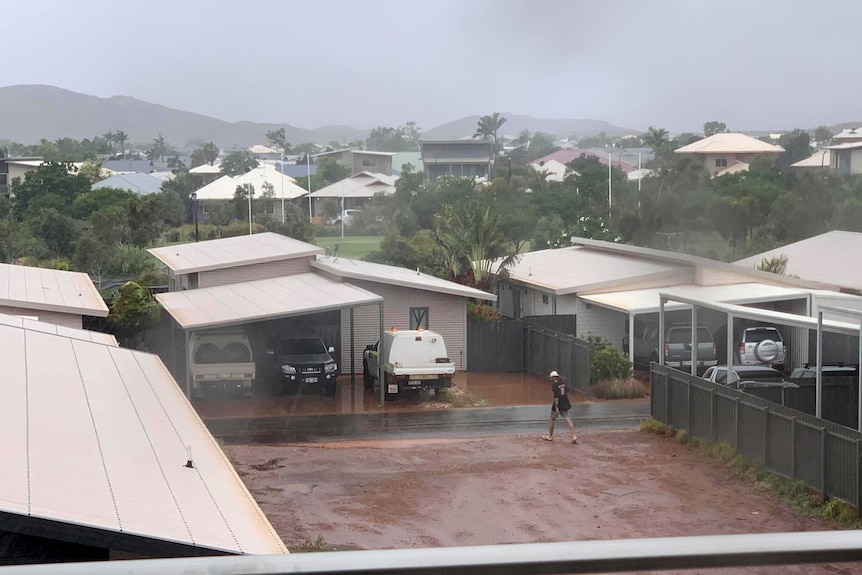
[{"xmin": 7, "ymin": 0, "xmax": 862, "ymax": 133}]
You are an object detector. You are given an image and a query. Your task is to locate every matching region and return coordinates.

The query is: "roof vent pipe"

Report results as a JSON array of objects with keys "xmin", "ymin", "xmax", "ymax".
[{"xmin": 185, "ymin": 445, "xmax": 195, "ymax": 469}]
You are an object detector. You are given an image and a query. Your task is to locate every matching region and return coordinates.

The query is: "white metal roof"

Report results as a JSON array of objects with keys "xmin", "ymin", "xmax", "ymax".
[
  {"xmin": 500, "ymin": 246, "xmax": 690, "ymax": 295},
  {"xmin": 791, "ymin": 149, "xmax": 831, "ymax": 168},
  {"xmin": 189, "ymin": 163, "xmax": 222, "ymax": 174},
  {"xmin": 0, "ymin": 263, "xmax": 108, "ymax": 317},
  {"xmin": 0, "ymin": 321, "xmax": 287, "ymax": 555},
  {"xmin": 580, "ymin": 283, "xmax": 812, "ymax": 314},
  {"xmin": 825, "ymin": 141, "xmax": 862, "ymax": 150},
  {"xmin": 734, "ymin": 231, "xmax": 862, "ymax": 293},
  {"xmin": 156, "ymin": 272, "xmax": 382, "ymax": 330},
  {"xmin": 306, "ymin": 172, "xmax": 397, "ymax": 199},
  {"xmin": 192, "ymin": 175, "xmax": 240, "ymax": 200},
  {"xmin": 311, "ymin": 256, "xmax": 496, "ymax": 301},
  {"xmin": 235, "ymin": 164, "xmax": 306, "ymax": 200},
  {"xmin": 148, "ymin": 232, "xmax": 323, "ymax": 274},
  {"xmin": 674, "ymin": 133, "xmax": 784, "ymax": 155},
  {"xmin": 0, "ymin": 312, "xmax": 118, "ymax": 345}
]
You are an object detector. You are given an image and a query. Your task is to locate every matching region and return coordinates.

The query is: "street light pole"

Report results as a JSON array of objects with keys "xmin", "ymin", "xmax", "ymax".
[
  {"xmin": 190, "ymin": 192, "xmax": 199, "ymax": 242},
  {"xmin": 280, "ymin": 150, "xmax": 285, "ymax": 224},
  {"xmin": 307, "ymin": 152, "xmax": 313, "ymax": 223},
  {"xmin": 608, "ymin": 150, "xmax": 612, "ymax": 219},
  {"xmin": 247, "ymin": 186, "xmax": 254, "ymax": 235}
]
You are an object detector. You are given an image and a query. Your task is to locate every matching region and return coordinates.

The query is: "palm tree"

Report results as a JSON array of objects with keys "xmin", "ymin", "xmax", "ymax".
[
  {"xmin": 642, "ymin": 126, "xmax": 671, "ymax": 166},
  {"xmin": 114, "ymin": 130, "xmax": 128, "ymax": 157},
  {"xmin": 102, "ymin": 130, "xmax": 115, "ymax": 154},
  {"xmin": 473, "ymin": 112, "xmax": 508, "ymax": 153}
]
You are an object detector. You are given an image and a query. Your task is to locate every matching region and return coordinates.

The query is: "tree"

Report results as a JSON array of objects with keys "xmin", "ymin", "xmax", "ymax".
[
  {"xmin": 148, "ymin": 133, "xmax": 171, "ymax": 162},
  {"xmin": 102, "ymin": 131, "xmax": 115, "ymax": 153},
  {"xmin": 404, "ymin": 121, "xmax": 422, "ymax": 150},
  {"xmin": 107, "ymin": 281, "xmax": 161, "ymax": 340},
  {"xmin": 220, "ymin": 150, "xmax": 259, "ymax": 176},
  {"xmin": 703, "ymin": 121, "xmax": 728, "ymax": 137},
  {"xmin": 11, "ymin": 162, "xmax": 92, "ymax": 218},
  {"xmin": 114, "ymin": 130, "xmax": 128, "ymax": 157},
  {"xmin": 776, "ymin": 129, "xmax": 811, "ymax": 171},
  {"xmin": 473, "ymin": 112, "xmax": 508, "ymax": 153},
  {"xmin": 266, "ymin": 128, "xmax": 290, "ymax": 153},
  {"xmin": 814, "ymin": 125, "xmax": 834, "ymax": 144},
  {"xmin": 526, "ymin": 132, "xmax": 558, "ymax": 162},
  {"xmin": 756, "ymin": 254, "xmax": 789, "ymax": 275},
  {"xmin": 73, "ymin": 230, "xmax": 117, "ymax": 288},
  {"xmin": 642, "ymin": 126, "xmax": 671, "ymax": 165},
  {"xmin": 27, "ymin": 208, "xmax": 77, "ymax": 259},
  {"xmin": 191, "ymin": 142, "xmax": 220, "ymax": 167},
  {"xmin": 366, "ymin": 126, "xmax": 412, "ymax": 152}
]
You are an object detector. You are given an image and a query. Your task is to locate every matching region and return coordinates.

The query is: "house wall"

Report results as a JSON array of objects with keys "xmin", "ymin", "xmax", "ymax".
[
  {"xmin": 338, "ymin": 281, "xmax": 468, "ymax": 373},
  {"xmin": 352, "ymin": 153, "xmax": 392, "ymax": 176},
  {"xmin": 701, "ymin": 153, "xmax": 742, "ymax": 176},
  {"xmin": 574, "ymin": 298, "xmax": 627, "ymax": 345},
  {"xmin": 196, "ymin": 257, "xmax": 314, "ymax": 288},
  {"xmin": 0, "ymin": 306, "xmax": 82, "ymax": 329},
  {"xmin": 694, "ymin": 267, "xmax": 762, "ymax": 286},
  {"xmin": 851, "ymin": 149, "xmax": 862, "ymax": 175}
]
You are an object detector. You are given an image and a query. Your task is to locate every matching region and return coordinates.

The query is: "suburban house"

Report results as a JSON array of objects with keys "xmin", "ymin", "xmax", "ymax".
[
  {"xmin": 529, "ymin": 149, "xmax": 645, "ymax": 174},
  {"xmin": 147, "ymin": 233, "xmax": 494, "ymax": 387},
  {"xmin": 0, "ymin": 156, "xmax": 43, "ymax": 196},
  {"xmin": 0, "ymin": 263, "xmax": 108, "ymax": 328},
  {"xmin": 790, "ymin": 149, "xmax": 831, "ymax": 170},
  {"xmin": 249, "ymin": 144, "xmax": 282, "ymax": 161},
  {"xmin": 306, "ymin": 171, "xmax": 397, "ymax": 216},
  {"xmin": 735, "ymin": 231, "xmax": 862, "ymax": 295},
  {"xmin": 191, "ymin": 167, "xmax": 308, "ymax": 222},
  {"xmin": 419, "ymin": 139, "xmax": 493, "ymax": 180},
  {"xmin": 492, "ymin": 237, "xmax": 862, "ymax": 367},
  {"xmin": 0, "ymin": 314, "xmax": 286, "ymax": 563},
  {"xmin": 674, "ymin": 132, "xmax": 784, "ymax": 177},
  {"xmin": 314, "ymin": 149, "xmax": 394, "ymax": 176},
  {"xmin": 529, "ymin": 158, "xmax": 576, "ymax": 182},
  {"xmin": 825, "ymin": 141, "xmax": 862, "ymax": 174},
  {"xmin": 832, "ymin": 127, "xmax": 862, "ymax": 144},
  {"xmin": 391, "ymin": 151, "xmax": 424, "ymax": 176},
  {"xmin": 91, "ymin": 172, "xmax": 166, "ymax": 195}
]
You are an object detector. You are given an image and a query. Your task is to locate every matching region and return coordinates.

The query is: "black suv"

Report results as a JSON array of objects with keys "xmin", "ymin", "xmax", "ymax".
[{"xmin": 265, "ymin": 335, "xmax": 339, "ymax": 396}]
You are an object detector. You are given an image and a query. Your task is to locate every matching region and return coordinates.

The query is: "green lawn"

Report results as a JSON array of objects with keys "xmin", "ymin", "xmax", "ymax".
[{"xmin": 313, "ymin": 236, "xmax": 384, "ymax": 260}]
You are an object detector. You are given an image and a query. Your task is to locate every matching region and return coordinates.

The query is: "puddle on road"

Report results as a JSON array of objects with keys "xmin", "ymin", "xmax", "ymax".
[{"xmin": 194, "ymin": 371, "xmax": 578, "ymax": 420}]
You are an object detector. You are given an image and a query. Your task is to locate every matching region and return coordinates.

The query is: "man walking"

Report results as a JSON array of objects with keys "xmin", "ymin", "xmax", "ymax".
[{"xmin": 543, "ymin": 370, "xmax": 578, "ymax": 444}]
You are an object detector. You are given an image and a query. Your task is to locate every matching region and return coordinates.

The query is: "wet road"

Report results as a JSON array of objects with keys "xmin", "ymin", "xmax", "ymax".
[{"xmin": 208, "ymin": 401, "xmax": 650, "ymax": 444}]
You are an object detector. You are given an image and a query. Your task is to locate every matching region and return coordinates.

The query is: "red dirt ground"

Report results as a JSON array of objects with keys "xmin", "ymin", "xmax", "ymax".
[{"xmin": 227, "ymin": 431, "xmax": 862, "ymax": 575}]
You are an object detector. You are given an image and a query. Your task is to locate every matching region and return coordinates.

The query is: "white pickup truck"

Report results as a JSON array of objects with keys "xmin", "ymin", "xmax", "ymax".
[
  {"xmin": 363, "ymin": 328, "xmax": 455, "ymax": 399},
  {"xmin": 188, "ymin": 330, "xmax": 255, "ymax": 398}
]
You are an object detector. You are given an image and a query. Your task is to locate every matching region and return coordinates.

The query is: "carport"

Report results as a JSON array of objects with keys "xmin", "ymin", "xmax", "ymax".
[
  {"xmin": 658, "ymin": 293, "xmax": 861, "ymax": 427},
  {"xmin": 155, "ymin": 272, "xmax": 389, "ymax": 404}
]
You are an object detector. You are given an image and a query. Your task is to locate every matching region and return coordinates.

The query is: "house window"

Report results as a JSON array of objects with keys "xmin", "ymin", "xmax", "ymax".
[
  {"xmin": 0, "ymin": 174, "xmax": 6, "ymax": 196},
  {"xmin": 715, "ymin": 158, "xmax": 728, "ymax": 168},
  {"xmin": 201, "ymin": 203, "xmax": 211, "ymax": 215},
  {"xmin": 410, "ymin": 307, "xmax": 429, "ymax": 330},
  {"xmin": 541, "ymin": 294, "xmax": 549, "ymax": 304},
  {"xmin": 362, "ymin": 159, "xmax": 377, "ymax": 167},
  {"xmin": 264, "ymin": 202, "xmax": 275, "ymax": 214}
]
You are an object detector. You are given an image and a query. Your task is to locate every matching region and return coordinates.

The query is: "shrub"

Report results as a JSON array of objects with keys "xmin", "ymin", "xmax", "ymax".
[
  {"xmin": 582, "ymin": 335, "xmax": 633, "ymax": 383},
  {"xmin": 591, "ymin": 377, "xmax": 648, "ymax": 399},
  {"xmin": 467, "ymin": 300, "xmax": 502, "ymax": 322}
]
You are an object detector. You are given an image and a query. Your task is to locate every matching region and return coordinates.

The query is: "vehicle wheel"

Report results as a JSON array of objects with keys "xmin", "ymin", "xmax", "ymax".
[
  {"xmin": 754, "ymin": 339, "xmax": 779, "ymax": 363},
  {"xmin": 363, "ymin": 361, "xmax": 374, "ymax": 390},
  {"xmin": 324, "ymin": 383, "xmax": 337, "ymax": 396}
]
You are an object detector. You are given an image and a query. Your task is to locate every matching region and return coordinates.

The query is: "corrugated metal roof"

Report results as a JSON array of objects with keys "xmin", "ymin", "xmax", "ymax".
[
  {"xmin": 311, "ymin": 257, "xmax": 496, "ymax": 301},
  {"xmin": 235, "ymin": 165, "xmax": 307, "ymax": 200},
  {"xmin": 148, "ymin": 232, "xmax": 323, "ymax": 274},
  {"xmin": 825, "ymin": 141, "xmax": 862, "ymax": 150},
  {"xmin": 156, "ymin": 272, "xmax": 382, "ymax": 330},
  {"xmin": 580, "ymin": 283, "xmax": 812, "ymax": 314},
  {"xmin": 735, "ymin": 231, "xmax": 862, "ymax": 292},
  {"xmin": 791, "ymin": 150, "xmax": 831, "ymax": 168},
  {"xmin": 501, "ymin": 246, "xmax": 689, "ymax": 295},
  {"xmin": 306, "ymin": 172, "xmax": 397, "ymax": 199},
  {"xmin": 0, "ymin": 263, "xmax": 109, "ymax": 317},
  {"xmin": 674, "ymin": 133, "xmax": 784, "ymax": 154},
  {"xmin": 0, "ymin": 321, "xmax": 287, "ymax": 555},
  {"xmin": 0, "ymin": 312, "xmax": 118, "ymax": 345},
  {"xmin": 192, "ymin": 175, "xmax": 240, "ymax": 200},
  {"xmin": 189, "ymin": 163, "xmax": 222, "ymax": 174},
  {"xmin": 92, "ymin": 173, "xmax": 165, "ymax": 195}
]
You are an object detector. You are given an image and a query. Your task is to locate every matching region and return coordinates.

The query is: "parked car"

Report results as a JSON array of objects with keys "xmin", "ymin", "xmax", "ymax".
[
  {"xmin": 633, "ymin": 322, "xmax": 717, "ymax": 372},
  {"xmin": 702, "ymin": 365, "xmax": 785, "ymax": 387},
  {"xmin": 363, "ymin": 328, "xmax": 455, "ymax": 399},
  {"xmin": 738, "ymin": 326, "xmax": 786, "ymax": 368},
  {"xmin": 789, "ymin": 363, "xmax": 858, "ymax": 379},
  {"xmin": 328, "ymin": 209, "xmax": 360, "ymax": 225},
  {"xmin": 188, "ymin": 330, "xmax": 255, "ymax": 398},
  {"xmin": 265, "ymin": 334, "xmax": 339, "ymax": 396}
]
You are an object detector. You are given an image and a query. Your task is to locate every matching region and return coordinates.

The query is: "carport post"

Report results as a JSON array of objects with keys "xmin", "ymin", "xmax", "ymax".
[
  {"xmin": 658, "ymin": 297, "xmax": 666, "ymax": 366},
  {"xmin": 349, "ymin": 307, "xmax": 355, "ymax": 387},
  {"xmin": 816, "ymin": 311, "xmax": 823, "ymax": 419},
  {"xmin": 628, "ymin": 313, "xmax": 635, "ymax": 361},
  {"xmin": 726, "ymin": 313, "xmax": 734, "ymax": 369},
  {"xmin": 184, "ymin": 330, "xmax": 191, "ymax": 398},
  {"xmin": 858, "ymin": 319, "xmax": 862, "ymax": 432},
  {"xmin": 379, "ymin": 302, "xmax": 385, "ymax": 407},
  {"xmin": 691, "ymin": 306, "xmax": 698, "ymax": 376}
]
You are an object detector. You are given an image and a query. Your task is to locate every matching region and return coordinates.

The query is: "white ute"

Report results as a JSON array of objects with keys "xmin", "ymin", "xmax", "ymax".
[
  {"xmin": 188, "ymin": 330, "xmax": 255, "ymax": 398},
  {"xmin": 363, "ymin": 328, "xmax": 455, "ymax": 399}
]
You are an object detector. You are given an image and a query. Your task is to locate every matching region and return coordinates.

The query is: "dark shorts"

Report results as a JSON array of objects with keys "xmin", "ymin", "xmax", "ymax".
[{"xmin": 551, "ymin": 408, "xmax": 571, "ymax": 420}]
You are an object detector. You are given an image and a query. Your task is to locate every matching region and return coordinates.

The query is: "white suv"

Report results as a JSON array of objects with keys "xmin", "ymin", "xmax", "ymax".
[{"xmin": 738, "ymin": 327, "xmax": 786, "ymax": 368}]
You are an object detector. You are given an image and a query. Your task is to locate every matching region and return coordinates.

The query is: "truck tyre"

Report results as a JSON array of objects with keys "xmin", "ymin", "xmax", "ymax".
[
  {"xmin": 754, "ymin": 339, "xmax": 779, "ymax": 363},
  {"xmin": 324, "ymin": 382, "xmax": 337, "ymax": 396},
  {"xmin": 363, "ymin": 361, "xmax": 374, "ymax": 390}
]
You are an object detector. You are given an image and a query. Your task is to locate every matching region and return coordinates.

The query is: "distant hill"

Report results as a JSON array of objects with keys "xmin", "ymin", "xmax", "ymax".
[
  {"xmin": 422, "ymin": 113, "xmax": 639, "ymax": 141},
  {"xmin": 0, "ymin": 85, "xmax": 369, "ymax": 148}
]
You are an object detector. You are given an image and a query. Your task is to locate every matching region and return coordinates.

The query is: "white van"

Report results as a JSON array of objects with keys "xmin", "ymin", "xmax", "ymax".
[
  {"xmin": 188, "ymin": 330, "xmax": 255, "ymax": 398},
  {"xmin": 363, "ymin": 328, "xmax": 455, "ymax": 398}
]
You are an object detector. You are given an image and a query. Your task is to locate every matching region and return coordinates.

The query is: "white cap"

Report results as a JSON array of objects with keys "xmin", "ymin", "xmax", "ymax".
[{"xmin": 549, "ymin": 370, "xmax": 560, "ymax": 378}]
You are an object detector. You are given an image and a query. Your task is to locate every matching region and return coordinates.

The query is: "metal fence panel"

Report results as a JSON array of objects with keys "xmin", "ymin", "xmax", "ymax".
[
  {"xmin": 650, "ymin": 364, "xmax": 862, "ymax": 510},
  {"xmin": 467, "ymin": 321, "xmax": 524, "ymax": 372}
]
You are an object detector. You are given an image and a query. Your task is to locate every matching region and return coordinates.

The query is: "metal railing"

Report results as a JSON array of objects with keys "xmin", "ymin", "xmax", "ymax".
[
  {"xmin": 651, "ymin": 363, "xmax": 862, "ymax": 508},
  {"xmin": 8, "ymin": 532, "xmax": 862, "ymax": 574}
]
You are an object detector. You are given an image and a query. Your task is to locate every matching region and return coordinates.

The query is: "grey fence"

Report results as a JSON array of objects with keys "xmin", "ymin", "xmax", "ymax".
[
  {"xmin": 651, "ymin": 364, "xmax": 862, "ymax": 510},
  {"xmin": 745, "ymin": 379, "xmax": 859, "ymax": 430},
  {"xmin": 467, "ymin": 320, "xmax": 591, "ymax": 394}
]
